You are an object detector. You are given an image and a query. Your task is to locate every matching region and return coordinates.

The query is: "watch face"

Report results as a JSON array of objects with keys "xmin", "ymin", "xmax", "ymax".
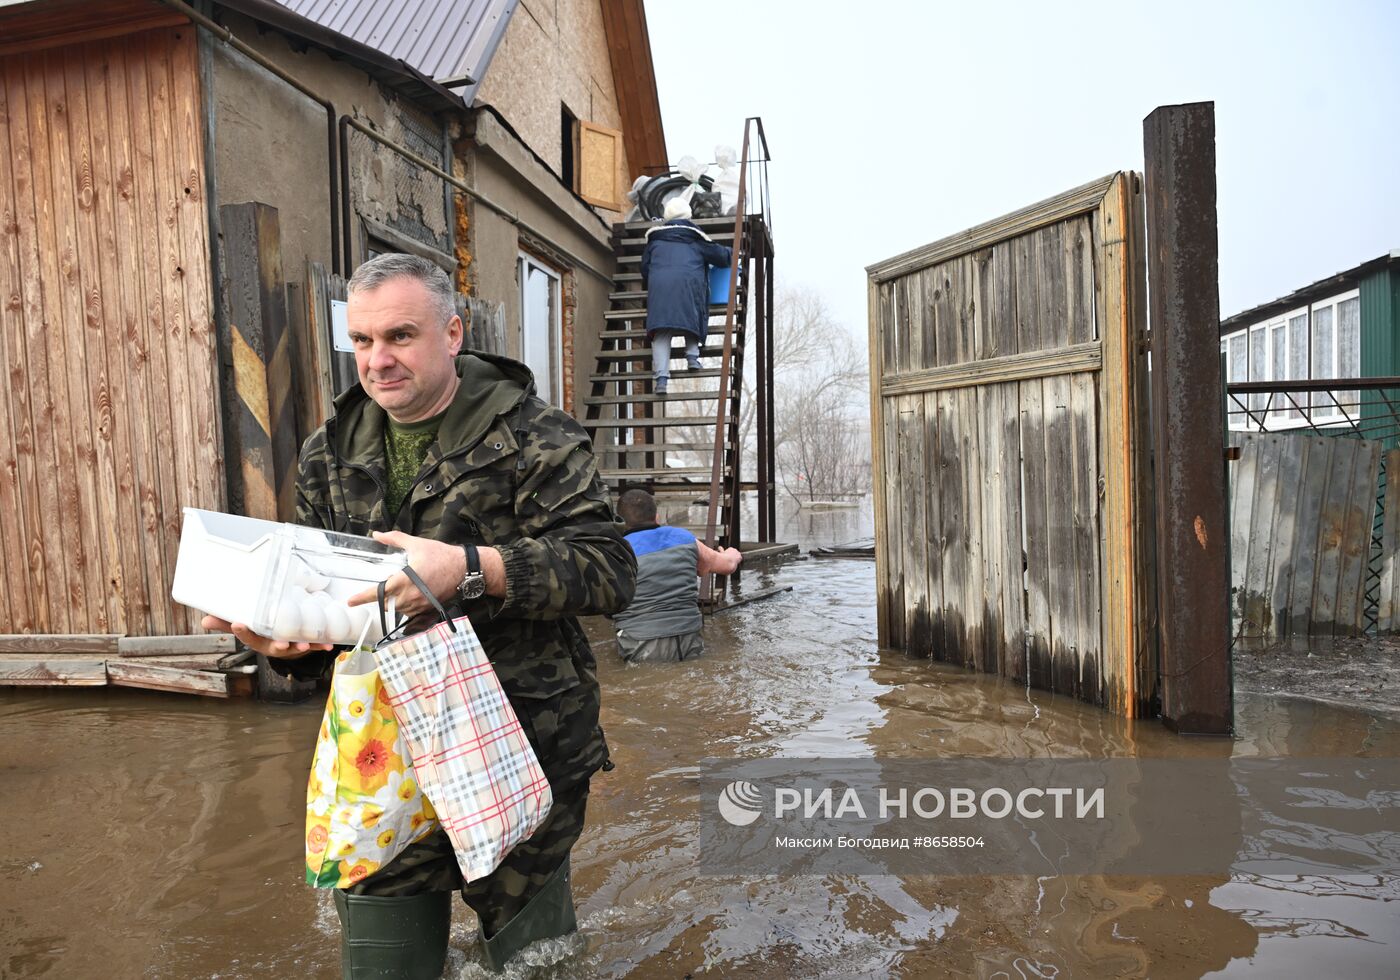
[{"xmin": 461, "ymin": 575, "xmax": 486, "ymax": 601}]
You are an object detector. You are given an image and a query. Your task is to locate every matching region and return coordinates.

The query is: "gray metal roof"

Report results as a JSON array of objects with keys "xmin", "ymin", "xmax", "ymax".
[{"xmin": 276, "ymin": 0, "xmax": 516, "ymax": 95}]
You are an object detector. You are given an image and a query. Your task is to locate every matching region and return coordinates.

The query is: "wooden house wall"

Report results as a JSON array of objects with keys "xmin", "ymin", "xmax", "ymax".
[{"xmin": 0, "ymin": 26, "xmax": 222, "ymax": 638}]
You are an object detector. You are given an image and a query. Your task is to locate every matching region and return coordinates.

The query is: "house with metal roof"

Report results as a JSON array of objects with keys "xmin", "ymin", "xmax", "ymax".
[{"xmin": 0, "ymin": 0, "xmax": 672, "ymax": 659}]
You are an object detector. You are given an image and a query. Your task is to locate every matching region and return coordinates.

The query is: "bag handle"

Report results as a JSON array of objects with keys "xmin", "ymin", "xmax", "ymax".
[{"xmin": 377, "ymin": 564, "xmax": 458, "ymax": 638}]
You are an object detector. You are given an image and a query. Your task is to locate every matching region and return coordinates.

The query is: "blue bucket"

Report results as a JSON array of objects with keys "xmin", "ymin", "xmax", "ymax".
[{"xmin": 708, "ymin": 266, "xmax": 731, "ymax": 306}]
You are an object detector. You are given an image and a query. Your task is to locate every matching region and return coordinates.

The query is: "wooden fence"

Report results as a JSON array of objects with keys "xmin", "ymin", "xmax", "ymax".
[
  {"xmin": 1230, "ymin": 432, "xmax": 1380, "ymax": 638},
  {"xmin": 866, "ymin": 173, "xmax": 1156, "ymax": 716}
]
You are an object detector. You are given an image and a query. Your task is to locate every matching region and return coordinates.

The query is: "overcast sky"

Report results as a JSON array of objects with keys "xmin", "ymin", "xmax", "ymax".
[{"xmin": 646, "ymin": 0, "xmax": 1400, "ymax": 339}]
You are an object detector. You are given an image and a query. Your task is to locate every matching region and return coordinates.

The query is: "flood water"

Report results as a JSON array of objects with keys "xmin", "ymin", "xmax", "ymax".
[{"xmin": 3, "ymin": 499, "xmax": 1398, "ymax": 978}]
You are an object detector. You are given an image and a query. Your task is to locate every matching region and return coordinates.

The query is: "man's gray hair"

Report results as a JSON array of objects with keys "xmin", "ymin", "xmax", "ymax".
[{"xmin": 348, "ymin": 253, "xmax": 456, "ymax": 324}]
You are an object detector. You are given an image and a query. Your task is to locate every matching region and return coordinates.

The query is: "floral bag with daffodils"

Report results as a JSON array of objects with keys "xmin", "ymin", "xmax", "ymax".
[{"xmin": 305, "ymin": 637, "xmax": 439, "ymax": 889}]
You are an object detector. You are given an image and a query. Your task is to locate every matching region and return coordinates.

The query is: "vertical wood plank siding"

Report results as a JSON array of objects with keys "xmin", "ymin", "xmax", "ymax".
[
  {"xmin": 0, "ymin": 28, "xmax": 222, "ymax": 637},
  {"xmin": 1231, "ymin": 432, "xmax": 1381, "ymax": 638},
  {"xmin": 867, "ymin": 174, "xmax": 1154, "ymax": 715}
]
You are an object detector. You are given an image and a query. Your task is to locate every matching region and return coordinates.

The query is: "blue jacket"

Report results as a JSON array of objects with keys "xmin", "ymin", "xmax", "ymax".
[
  {"xmin": 614, "ymin": 524, "xmax": 702, "ymax": 639},
  {"xmin": 639, "ymin": 220, "xmax": 732, "ymax": 342}
]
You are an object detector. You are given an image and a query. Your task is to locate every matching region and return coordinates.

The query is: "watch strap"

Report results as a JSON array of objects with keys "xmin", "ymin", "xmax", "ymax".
[{"xmin": 459, "ymin": 544, "xmax": 485, "ymax": 600}]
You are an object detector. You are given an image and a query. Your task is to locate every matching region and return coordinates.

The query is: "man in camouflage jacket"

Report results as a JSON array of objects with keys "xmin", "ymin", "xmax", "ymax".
[{"xmin": 203, "ymin": 253, "xmax": 635, "ymax": 974}]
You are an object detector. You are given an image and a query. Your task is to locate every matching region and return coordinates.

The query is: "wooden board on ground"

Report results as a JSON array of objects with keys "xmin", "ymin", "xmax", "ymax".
[
  {"xmin": 0, "ymin": 659, "xmax": 108, "ymax": 686},
  {"xmin": 0, "ymin": 634, "xmax": 121, "ymax": 655},
  {"xmin": 117, "ymin": 634, "xmax": 235, "ymax": 657}
]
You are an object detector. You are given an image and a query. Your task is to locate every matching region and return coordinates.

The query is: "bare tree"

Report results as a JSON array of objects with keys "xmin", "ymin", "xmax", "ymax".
[
  {"xmin": 770, "ymin": 324, "xmax": 870, "ymax": 502},
  {"xmin": 662, "ymin": 286, "xmax": 871, "ymax": 503},
  {"xmin": 736, "ymin": 287, "xmax": 838, "ymax": 464}
]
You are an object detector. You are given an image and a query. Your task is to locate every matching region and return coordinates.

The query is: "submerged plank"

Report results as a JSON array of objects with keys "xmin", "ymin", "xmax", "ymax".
[{"xmin": 106, "ymin": 660, "xmax": 232, "ymax": 698}]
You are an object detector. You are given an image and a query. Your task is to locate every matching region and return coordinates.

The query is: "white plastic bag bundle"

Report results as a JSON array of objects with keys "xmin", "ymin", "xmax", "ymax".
[
  {"xmin": 624, "ymin": 174, "xmax": 648, "ymax": 223},
  {"xmin": 676, "ymin": 155, "xmax": 706, "ymax": 185},
  {"xmin": 659, "ymin": 154, "xmax": 705, "ymax": 214},
  {"xmin": 712, "ymin": 144, "xmax": 740, "ymax": 216}
]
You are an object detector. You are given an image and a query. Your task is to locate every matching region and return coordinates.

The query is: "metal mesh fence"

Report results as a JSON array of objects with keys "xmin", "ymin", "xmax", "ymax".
[{"xmin": 349, "ymin": 103, "xmax": 451, "ymax": 256}]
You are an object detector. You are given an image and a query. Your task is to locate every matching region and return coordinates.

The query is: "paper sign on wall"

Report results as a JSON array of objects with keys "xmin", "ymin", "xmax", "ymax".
[{"xmin": 331, "ymin": 299, "xmax": 353, "ymax": 352}]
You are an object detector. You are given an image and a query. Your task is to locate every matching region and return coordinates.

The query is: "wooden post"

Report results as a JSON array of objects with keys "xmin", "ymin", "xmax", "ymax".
[
  {"xmin": 1143, "ymin": 102, "xmax": 1233, "ymax": 734},
  {"xmin": 221, "ymin": 204, "xmax": 314, "ymax": 704},
  {"xmin": 218, "ymin": 203, "xmax": 299, "ymax": 521}
]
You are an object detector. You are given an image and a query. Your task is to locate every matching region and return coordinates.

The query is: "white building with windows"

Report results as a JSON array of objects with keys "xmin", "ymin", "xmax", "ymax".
[{"xmin": 1221, "ymin": 251, "xmax": 1400, "ymax": 431}]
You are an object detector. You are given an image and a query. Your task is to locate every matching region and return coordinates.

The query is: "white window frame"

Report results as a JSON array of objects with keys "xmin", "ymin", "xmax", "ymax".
[
  {"xmin": 1311, "ymin": 288, "xmax": 1361, "ymax": 422},
  {"xmin": 517, "ymin": 253, "xmax": 563, "ymax": 407},
  {"xmin": 1224, "ymin": 292, "xmax": 1360, "ymax": 431}
]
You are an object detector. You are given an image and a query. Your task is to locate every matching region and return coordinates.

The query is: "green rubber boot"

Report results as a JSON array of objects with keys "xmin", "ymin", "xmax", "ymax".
[
  {"xmin": 479, "ymin": 857, "xmax": 578, "ymax": 972},
  {"xmin": 332, "ymin": 888, "xmax": 452, "ymax": 980}
]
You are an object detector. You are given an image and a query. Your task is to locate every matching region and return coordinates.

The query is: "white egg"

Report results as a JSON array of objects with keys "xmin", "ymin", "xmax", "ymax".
[
  {"xmin": 303, "ymin": 572, "xmax": 332, "ymax": 593},
  {"xmin": 272, "ymin": 599, "xmax": 302, "ymax": 641},
  {"xmin": 298, "ymin": 597, "xmax": 326, "ymax": 642},
  {"xmin": 321, "ymin": 598, "xmax": 352, "ymax": 645}
]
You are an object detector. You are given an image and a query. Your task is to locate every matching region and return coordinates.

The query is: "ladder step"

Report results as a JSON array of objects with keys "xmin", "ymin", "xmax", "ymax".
[
  {"xmin": 599, "ymin": 442, "xmax": 727, "ymax": 453},
  {"xmin": 619, "ymin": 216, "xmax": 740, "ymax": 233},
  {"xmin": 617, "ymin": 231, "xmax": 737, "ymax": 248},
  {"xmin": 601, "ymin": 467, "xmax": 728, "ymax": 480},
  {"xmin": 613, "ymin": 273, "xmax": 642, "ymax": 283},
  {"xmin": 590, "ymin": 416, "xmax": 726, "ymax": 428},
  {"xmin": 595, "ymin": 346, "xmax": 728, "ymax": 362},
  {"xmin": 600, "ymin": 328, "xmax": 744, "ymax": 343},
  {"xmin": 589, "ymin": 368, "xmax": 726, "ymax": 382},
  {"xmin": 604, "ymin": 304, "xmax": 731, "ymax": 320},
  {"xmin": 583, "ymin": 391, "xmax": 722, "ymax": 405}
]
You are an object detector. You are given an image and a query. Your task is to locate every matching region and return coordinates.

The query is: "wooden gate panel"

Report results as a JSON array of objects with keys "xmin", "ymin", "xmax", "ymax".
[
  {"xmin": 898, "ymin": 399, "xmax": 930, "ymax": 656},
  {"xmin": 881, "ymin": 328, "xmax": 904, "ymax": 649},
  {"xmin": 1071, "ymin": 373, "xmax": 1102, "ymax": 696},
  {"xmin": 869, "ymin": 173, "xmax": 1153, "ymax": 715}
]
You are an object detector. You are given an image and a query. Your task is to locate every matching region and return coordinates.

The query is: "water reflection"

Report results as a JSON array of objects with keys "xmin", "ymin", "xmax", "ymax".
[{"xmin": 1, "ymin": 494, "xmax": 1396, "ymax": 977}]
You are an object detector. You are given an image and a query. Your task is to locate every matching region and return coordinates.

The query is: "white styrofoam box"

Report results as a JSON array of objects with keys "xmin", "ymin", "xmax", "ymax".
[{"xmin": 172, "ymin": 508, "xmax": 407, "ymax": 644}]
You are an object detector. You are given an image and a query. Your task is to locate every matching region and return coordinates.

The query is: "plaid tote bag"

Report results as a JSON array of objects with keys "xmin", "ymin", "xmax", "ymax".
[{"xmin": 372, "ymin": 579, "xmax": 552, "ymax": 883}]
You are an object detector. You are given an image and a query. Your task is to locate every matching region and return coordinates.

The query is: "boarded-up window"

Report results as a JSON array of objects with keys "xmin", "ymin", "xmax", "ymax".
[{"xmin": 578, "ymin": 121, "xmax": 622, "ymax": 210}]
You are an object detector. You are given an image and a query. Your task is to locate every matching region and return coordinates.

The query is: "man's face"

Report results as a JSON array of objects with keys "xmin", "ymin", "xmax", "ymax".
[{"xmin": 347, "ymin": 275, "xmax": 463, "ymax": 422}]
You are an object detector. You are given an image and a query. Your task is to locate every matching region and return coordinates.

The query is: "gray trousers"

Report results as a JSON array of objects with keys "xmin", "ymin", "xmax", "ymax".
[
  {"xmin": 617, "ymin": 629, "xmax": 704, "ymax": 663},
  {"xmin": 651, "ymin": 330, "xmax": 700, "ymax": 381}
]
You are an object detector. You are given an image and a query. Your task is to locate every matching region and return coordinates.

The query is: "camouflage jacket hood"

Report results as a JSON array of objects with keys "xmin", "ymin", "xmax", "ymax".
[{"xmin": 291, "ymin": 352, "xmax": 636, "ymax": 793}]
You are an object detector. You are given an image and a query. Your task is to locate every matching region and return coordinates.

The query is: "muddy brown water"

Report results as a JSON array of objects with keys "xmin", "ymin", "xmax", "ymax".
[{"xmin": 3, "ymin": 502, "xmax": 1398, "ymax": 978}]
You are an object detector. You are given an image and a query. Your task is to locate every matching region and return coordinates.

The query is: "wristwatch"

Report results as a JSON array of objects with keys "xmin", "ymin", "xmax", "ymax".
[{"xmin": 458, "ymin": 544, "xmax": 486, "ymax": 601}]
